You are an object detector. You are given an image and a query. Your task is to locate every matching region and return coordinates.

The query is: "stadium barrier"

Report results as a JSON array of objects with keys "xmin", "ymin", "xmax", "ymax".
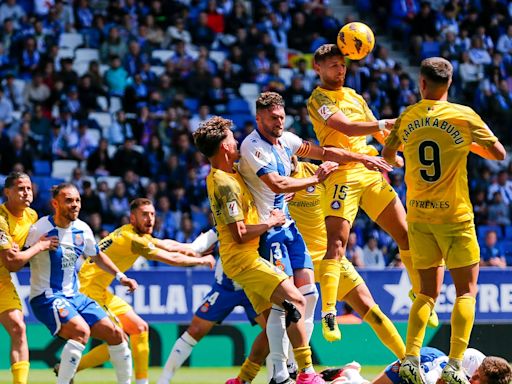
[{"xmin": 0, "ymin": 268, "xmax": 510, "ymax": 368}]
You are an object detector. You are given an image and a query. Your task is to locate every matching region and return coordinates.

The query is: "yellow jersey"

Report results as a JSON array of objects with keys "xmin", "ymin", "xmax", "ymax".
[
  {"xmin": 307, "ymin": 86, "xmax": 379, "ymax": 170},
  {"xmin": 206, "ymin": 167, "xmax": 260, "ymax": 277},
  {"xmin": 79, "ymin": 224, "xmax": 159, "ymax": 295},
  {"xmin": 0, "ymin": 204, "xmax": 37, "ymax": 279},
  {"xmin": 288, "ymin": 162, "xmax": 327, "ymax": 263},
  {"xmin": 386, "ymin": 99, "xmax": 498, "ymax": 224}
]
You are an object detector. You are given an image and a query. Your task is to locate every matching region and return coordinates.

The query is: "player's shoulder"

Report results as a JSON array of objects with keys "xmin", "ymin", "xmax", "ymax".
[
  {"xmin": 211, "ymin": 169, "xmax": 239, "ymax": 189},
  {"xmin": 32, "ymin": 215, "xmax": 55, "ymax": 233},
  {"xmin": 398, "ymin": 102, "xmax": 421, "ymax": 119},
  {"xmin": 241, "ymin": 130, "xmax": 264, "ymax": 151},
  {"xmin": 72, "ymin": 218, "xmax": 94, "ymax": 234},
  {"xmin": 281, "ymin": 130, "xmax": 301, "ymax": 144},
  {"xmin": 25, "ymin": 207, "xmax": 38, "ymax": 224},
  {"xmin": 308, "ymin": 87, "xmax": 333, "ymax": 105},
  {"xmin": 0, "ymin": 205, "xmax": 9, "ymax": 230},
  {"xmin": 445, "ymin": 101, "xmax": 476, "ymax": 115}
]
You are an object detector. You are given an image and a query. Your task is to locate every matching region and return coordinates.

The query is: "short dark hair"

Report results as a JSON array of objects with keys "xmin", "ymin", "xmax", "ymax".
[
  {"xmin": 255, "ymin": 92, "xmax": 285, "ymax": 112},
  {"xmin": 5, "ymin": 172, "xmax": 30, "ymax": 189},
  {"xmin": 480, "ymin": 356, "xmax": 512, "ymax": 384},
  {"xmin": 51, "ymin": 183, "xmax": 78, "ymax": 198},
  {"xmin": 313, "ymin": 43, "xmax": 343, "ymax": 64},
  {"xmin": 193, "ymin": 116, "xmax": 233, "ymax": 158},
  {"xmin": 130, "ymin": 198, "xmax": 153, "ymax": 212},
  {"xmin": 420, "ymin": 57, "xmax": 453, "ymax": 84}
]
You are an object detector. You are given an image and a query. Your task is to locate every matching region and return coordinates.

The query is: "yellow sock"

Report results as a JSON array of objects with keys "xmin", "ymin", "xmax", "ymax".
[
  {"xmin": 363, "ymin": 305, "xmax": 405, "ymax": 360},
  {"xmin": 11, "ymin": 361, "xmax": 29, "ymax": 384},
  {"xmin": 293, "ymin": 346, "xmax": 313, "ymax": 372},
  {"xmin": 449, "ymin": 296, "xmax": 476, "ymax": 361},
  {"xmin": 320, "ymin": 259, "xmax": 341, "ymax": 314},
  {"xmin": 400, "ymin": 249, "xmax": 420, "ymax": 294},
  {"xmin": 131, "ymin": 331, "xmax": 149, "ymax": 380},
  {"xmin": 238, "ymin": 358, "xmax": 261, "ymax": 383},
  {"xmin": 78, "ymin": 343, "xmax": 110, "ymax": 371},
  {"xmin": 406, "ymin": 293, "xmax": 435, "ymax": 356}
]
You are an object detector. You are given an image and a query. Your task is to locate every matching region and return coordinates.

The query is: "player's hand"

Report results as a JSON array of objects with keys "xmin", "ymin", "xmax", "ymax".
[
  {"xmin": 38, "ymin": 235, "xmax": 59, "ymax": 252},
  {"xmin": 120, "ymin": 276, "xmax": 138, "ymax": 293},
  {"xmin": 267, "ymin": 209, "xmax": 286, "ymax": 227},
  {"xmin": 315, "ymin": 161, "xmax": 338, "ymax": 182},
  {"xmin": 200, "ymin": 254, "xmax": 216, "ymax": 269},
  {"xmin": 361, "ymin": 155, "xmax": 393, "ymax": 173},
  {"xmin": 384, "ymin": 118, "xmax": 397, "ymax": 130},
  {"xmin": 394, "ymin": 155, "xmax": 404, "ymax": 168},
  {"xmin": 284, "ymin": 193, "xmax": 295, "ymax": 202}
]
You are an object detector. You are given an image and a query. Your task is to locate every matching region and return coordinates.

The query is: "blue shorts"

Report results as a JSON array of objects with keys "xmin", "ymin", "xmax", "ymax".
[
  {"xmin": 195, "ymin": 283, "xmax": 258, "ymax": 325},
  {"xmin": 259, "ymin": 223, "xmax": 313, "ymax": 277},
  {"xmin": 30, "ymin": 293, "xmax": 107, "ymax": 336},
  {"xmin": 385, "ymin": 347, "xmax": 445, "ymax": 383}
]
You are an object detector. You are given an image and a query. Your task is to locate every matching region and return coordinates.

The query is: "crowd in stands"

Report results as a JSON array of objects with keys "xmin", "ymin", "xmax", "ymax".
[{"xmin": 0, "ymin": 0, "xmax": 510, "ymax": 269}]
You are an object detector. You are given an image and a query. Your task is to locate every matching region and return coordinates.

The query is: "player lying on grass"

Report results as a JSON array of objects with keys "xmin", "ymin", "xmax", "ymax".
[{"xmin": 320, "ymin": 347, "xmax": 511, "ymax": 384}]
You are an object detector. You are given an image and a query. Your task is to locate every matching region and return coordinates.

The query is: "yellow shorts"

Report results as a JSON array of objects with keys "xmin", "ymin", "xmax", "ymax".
[
  {"xmin": 313, "ymin": 257, "xmax": 365, "ymax": 301},
  {"xmin": 81, "ymin": 288, "xmax": 133, "ymax": 318},
  {"xmin": 323, "ymin": 167, "xmax": 397, "ymax": 224},
  {"xmin": 232, "ymin": 257, "xmax": 287, "ymax": 315},
  {"xmin": 408, "ymin": 221, "xmax": 480, "ymax": 270},
  {"xmin": 0, "ymin": 277, "xmax": 22, "ymax": 313}
]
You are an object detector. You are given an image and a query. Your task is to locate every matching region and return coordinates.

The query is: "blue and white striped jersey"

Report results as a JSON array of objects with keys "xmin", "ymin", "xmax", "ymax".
[
  {"xmin": 239, "ymin": 129, "xmax": 303, "ymax": 224},
  {"xmin": 26, "ymin": 216, "xmax": 99, "ymax": 299}
]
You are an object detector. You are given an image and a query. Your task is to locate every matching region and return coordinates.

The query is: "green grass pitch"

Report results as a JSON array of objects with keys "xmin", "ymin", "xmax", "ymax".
[{"xmin": 0, "ymin": 365, "xmax": 386, "ymax": 383}]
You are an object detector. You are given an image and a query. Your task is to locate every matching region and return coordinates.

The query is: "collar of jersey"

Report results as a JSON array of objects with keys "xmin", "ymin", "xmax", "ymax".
[{"xmin": 255, "ymin": 128, "xmax": 279, "ymax": 146}]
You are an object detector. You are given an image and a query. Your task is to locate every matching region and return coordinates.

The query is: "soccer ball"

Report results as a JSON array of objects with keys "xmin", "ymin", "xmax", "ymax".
[{"xmin": 337, "ymin": 22, "xmax": 375, "ymax": 60}]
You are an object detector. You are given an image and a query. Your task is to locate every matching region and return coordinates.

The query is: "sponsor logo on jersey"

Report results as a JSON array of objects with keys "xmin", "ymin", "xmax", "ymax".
[
  {"xmin": 0, "ymin": 230, "xmax": 8, "ymax": 245},
  {"xmin": 306, "ymin": 186, "xmax": 316, "ymax": 193},
  {"xmin": 200, "ymin": 303, "xmax": 210, "ymax": 313},
  {"xmin": 227, "ymin": 201, "xmax": 239, "ymax": 217},
  {"xmin": 331, "ymin": 200, "xmax": 341, "ymax": 210},
  {"xmin": 59, "ymin": 308, "xmax": 69, "ymax": 318},
  {"xmin": 74, "ymin": 233, "xmax": 83, "ymax": 246},
  {"xmin": 148, "ymin": 242, "xmax": 156, "ymax": 250}
]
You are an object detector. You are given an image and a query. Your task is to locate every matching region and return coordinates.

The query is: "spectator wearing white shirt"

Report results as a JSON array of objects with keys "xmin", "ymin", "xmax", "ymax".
[
  {"xmin": 497, "ymin": 24, "xmax": 512, "ymax": 56},
  {"xmin": 487, "ymin": 170, "xmax": 512, "ymax": 206},
  {"xmin": 0, "ymin": 0, "xmax": 26, "ymax": 29},
  {"xmin": 0, "ymin": 88, "xmax": 13, "ymax": 127},
  {"xmin": 468, "ymin": 36, "xmax": 492, "ymax": 66},
  {"xmin": 362, "ymin": 235, "xmax": 385, "ymax": 268}
]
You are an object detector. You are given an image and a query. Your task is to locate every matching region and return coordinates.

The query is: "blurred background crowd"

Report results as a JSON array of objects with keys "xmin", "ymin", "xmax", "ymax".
[{"xmin": 0, "ymin": 0, "xmax": 511, "ymax": 270}]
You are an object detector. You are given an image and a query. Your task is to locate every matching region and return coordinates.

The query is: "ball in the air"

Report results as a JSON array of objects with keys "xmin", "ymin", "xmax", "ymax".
[{"xmin": 337, "ymin": 22, "xmax": 375, "ymax": 60}]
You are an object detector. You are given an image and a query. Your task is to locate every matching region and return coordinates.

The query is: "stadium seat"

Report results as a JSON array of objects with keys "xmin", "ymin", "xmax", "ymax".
[
  {"xmin": 240, "ymin": 83, "xmax": 259, "ymax": 100},
  {"xmin": 477, "ymin": 225, "xmax": 503, "ymax": 241},
  {"xmin": 56, "ymin": 47, "xmax": 74, "ymax": 61},
  {"xmin": 97, "ymin": 96, "xmax": 108, "ymax": 111},
  {"xmin": 150, "ymin": 65, "xmax": 165, "ymax": 76},
  {"xmin": 99, "ymin": 64, "xmax": 109, "ymax": 76},
  {"xmin": 51, "ymin": 160, "xmax": 79, "ymax": 180},
  {"xmin": 34, "ymin": 160, "xmax": 51, "ymax": 176},
  {"xmin": 225, "ymin": 113, "xmax": 256, "ymax": 130},
  {"xmin": 89, "ymin": 112, "xmax": 112, "ymax": 133},
  {"xmin": 97, "ymin": 176, "xmax": 121, "ymax": 190},
  {"xmin": 110, "ymin": 96, "xmax": 122, "ymax": 113},
  {"xmin": 279, "ymin": 68, "xmax": 294, "ymax": 87},
  {"xmin": 184, "ymin": 98, "xmax": 200, "ymax": 112},
  {"xmin": 504, "ymin": 226, "xmax": 512, "ymax": 240},
  {"xmin": 59, "ymin": 33, "xmax": 84, "ymax": 50},
  {"xmin": 152, "ymin": 50, "xmax": 173, "ymax": 64},
  {"xmin": 227, "ymin": 98, "xmax": 250, "ymax": 114},
  {"xmin": 74, "ymin": 48, "xmax": 100, "ymax": 64},
  {"xmin": 73, "ymin": 61, "xmax": 89, "ymax": 76},
  {"xmin": 87, "ymin": 128, "xmax": 102, "ymax": 147},
  {"xmin": 32, "ymin": 176, "xmax": 66, "ymax": 195},
  {"xmin": 210, "ymin": 50, "xmax": 227, "ymax": 67},
  {"xmin": 420, "ymin": 42, "xmax": 441, "ymax": 60},
  {"xmin": 285, "ymin": 115, "xmax": 294, "ymax": 129}
]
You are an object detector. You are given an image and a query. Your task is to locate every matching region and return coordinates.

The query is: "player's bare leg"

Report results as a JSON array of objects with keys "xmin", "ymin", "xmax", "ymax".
[
  {"xmin": 320, "ymin": 216, "xmax": 350, "ymax": 342},
  {"xmin": 441, "ymin": 263, "xmax": 478, "ymax": 384},
  {"xmin": 56, "ymin": 317, "xmax": 91, "ymax": 384},
  {"xmin": 0, "ymin": 309, "xmax": 30, "ymax": 383},
  {"xmin": 375, "ymin": 197, "xmax": 438, "ymax": 327},
  {"xmin": 118, "ymin": 310, "xmax": 149, "ymax": 384}
]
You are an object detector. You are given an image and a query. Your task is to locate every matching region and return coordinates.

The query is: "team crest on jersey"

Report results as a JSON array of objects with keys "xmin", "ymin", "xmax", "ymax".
[
  {"xmin": 331, "ymin": 200, "xmax": 341, "ymax": 210},
  {"xmin": 227, "ymin": 201, "xmax": 239, "ymax": 217},
  {"xmin": 318, "ymin": 105, "xmax": 333, "ymax": 120},
  {"xmin": 306, "ymin": 186, "xmax": 315, "ymax": 193},
  {"xmin": 58, "ymin": 307, "xmax": 69, "ymax": 318},
  {"xmin": 255, "ymin": 150, "xmax": 262, "ymax": 159},
  {"xmin": 74, "ymin": 233, "xmax": 83, "ymax": 246},
  {"xmin": 391, "ymin": 361, "xmax": 400, "ymax": 373},
  {"xmin": 200, "ymin": 303, "xmax": 210, "ymax": 313},
  {"xmin": 0, "ymin": 230, "xmax": 8, "ymax": 245}
]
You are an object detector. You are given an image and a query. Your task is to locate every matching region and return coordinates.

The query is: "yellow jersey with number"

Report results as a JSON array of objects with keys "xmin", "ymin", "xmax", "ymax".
[
  {"xmin": 288, "ymin": 162, "xmax": 327, "ymax": 263},
  {"xmin": 307, "ymin": 86, "xmax": 379, "ymax": 170},
  {"xmin": 0, "ymin": 204, "xmax": 37, "ymax": 279},
  {"xmin": 206, "ymin": 167, "xmax": 261, "ymax": 277},
  {"xmin": 79, "ymin": 224, "xmax": 159, "ymax": 295},
  {"xmin": 386, "ymin": 99, "xmax": 498, "ymax": 224}
]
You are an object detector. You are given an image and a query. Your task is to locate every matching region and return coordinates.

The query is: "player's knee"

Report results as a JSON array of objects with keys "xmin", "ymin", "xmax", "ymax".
[
  {"xmin": 187, "ymin": 324, "xmax": 205, "ymax": 341},
  {"xmin": 8, "ymin": 319, "xmax": 26, "ymax": 340},
  {"xmin": 132, "ymin": 319, "xmax": 148, "ymax": 334},
  {"xmin": 71, "ymin": 326, "xmax": 90, "ymax": 344},
  {"xmin": 108, "ymin": 325, "xmax": 125, "ymax": 344},
  {"xmin": 327, "ymin": 237, "xmax": 345, "ymax": 258}
]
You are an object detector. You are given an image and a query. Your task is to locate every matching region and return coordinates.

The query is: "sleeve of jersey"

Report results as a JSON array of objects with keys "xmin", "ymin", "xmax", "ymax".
[
  {"xmin": 308, "ymin": 91, "xmax": 338, "ymax": 123},
  {"xmin": 282, "ymin": 131, "xmax": 305, "ymax": 156},
  {"xmin": 242, "ymin": 141, "xmax": 276, "ymax": 177},
  {"xmin": 362, "ymin": 96, "xmax": 377, "ymax": 121},
  {"xmin": 0, "ymin": 217, "xmax": 14, "ymax": 251},
  {"xmin": 132, "ymin": 235, "xmax": 159, "ymax": 259},
  {"xmin": 469, "ymin": 110, "xmax": 498, "ymax": 147},
  {"xmin": 83, "ymin": 225, "xmax": 100, "ymax": 257},
  {"xmin": 24, "ymin": 222, "xmax": 42, "ymax": 249},
  {"xmin": 216, "ymin": 177, "xmax": 245, "ymax": 225}
]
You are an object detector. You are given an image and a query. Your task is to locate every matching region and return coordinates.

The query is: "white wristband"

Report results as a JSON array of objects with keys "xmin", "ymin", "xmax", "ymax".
[
  {"xmin": 378, "ymin": 120, "xmax": 386, "ymax": 131},
  {"xmin": 115, "ymin": 272, "xmax": 127, "ymax": 281}
]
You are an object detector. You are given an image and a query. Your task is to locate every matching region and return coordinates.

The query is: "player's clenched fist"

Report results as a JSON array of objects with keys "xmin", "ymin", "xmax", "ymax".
[
  {"xmin": 199, "ymin": 254, "xmax": 216, "ymax": 269},
  {"xmin": 119, "ymin": 275, "xmax": 138, "ymax": 292},
  {"xmin": 267, "ymin": 208, "xmax": 286, "ymax": 227},
  {"xmin": 315, "ymin": 161, "xmax": 338, "ymax": 182},
  {"xmin": 361, "ymin": 155, "xmax": 393, "ymax": 173}
]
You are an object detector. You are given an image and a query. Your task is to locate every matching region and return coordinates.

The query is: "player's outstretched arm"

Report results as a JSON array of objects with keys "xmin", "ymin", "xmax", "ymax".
[
  {"xmin": 227, "ymin": 209, "xmax": 286, "ymax": 244},
  {"xmin": 91, "ymin": 251, "xmax": 138, "ymax": 292},
  {"xmin": 260, "ymin": 162, "xmax": 337, "ymax": 193},
  {"xmin": 381, "ymin": 145, "xmax": 405, "ymax": 168},
  {"xmin": 156, "ymin": 238, "xmax": 197, "ymax": 256},
  {"xmin": 327, "ymin": 111, "xmax": 395, "ymax": 136},
  {"xmin": 470, "ymin": 141, "xmax": 506, "ymax": 161},
  {"xmin": 1, "ymin": 235, "xmax": 59, "ymax": 272},
  {"xmin": 148, "ymin": 249, "xmax": 216, "ymax": 269}
]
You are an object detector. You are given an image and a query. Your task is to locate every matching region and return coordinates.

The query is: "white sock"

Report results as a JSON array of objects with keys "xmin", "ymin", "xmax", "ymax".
[
  {"xmin": 286, "ymin": 337, "xmax": 297, "ymax": 374},
  {"xmin": 136, "ymin": 380, "xmax": 149, "ymax": 384},
  {"xmin": 58, "ymin": 339, "xmax": 85, "ymax": 384},
  {"xmin": 108, "ymin": 341, "xmax": 132, "ymax": 384},
  {"xmin": 267, "ymin": 305, "xmax": 288, "ymax": 383},
  {"xmin": 157, "ymin": 331, "xmax": 198, "ymax": 384},
  {"xmin": 299, "ymin": 284, "xmax": 318, "ymax": 343}
]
